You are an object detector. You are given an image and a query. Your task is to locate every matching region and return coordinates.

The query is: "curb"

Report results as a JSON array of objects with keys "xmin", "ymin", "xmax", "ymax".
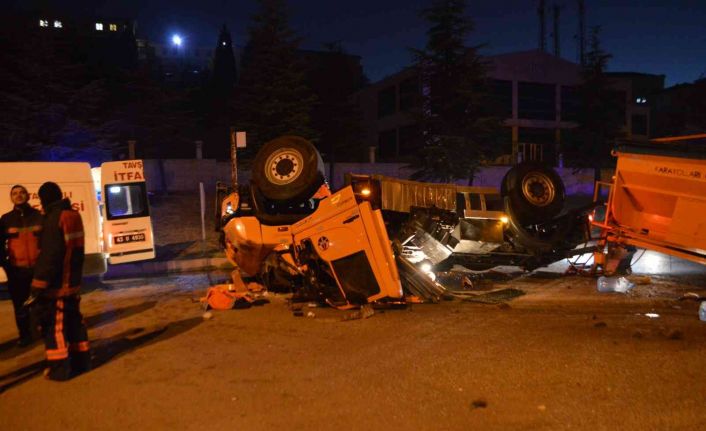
[{"xmin": 104, "ymin": 256, "xmax": 230, "ymax": 279}]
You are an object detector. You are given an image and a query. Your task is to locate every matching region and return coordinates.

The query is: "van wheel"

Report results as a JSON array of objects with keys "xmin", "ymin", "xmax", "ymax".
[
  {"xmin": 501, "ymin": 162, "xmax": 565, "ymax": 225},
  {"xmin": 252, "ymin": 136, "xmax": 325, "ymax": 203}
]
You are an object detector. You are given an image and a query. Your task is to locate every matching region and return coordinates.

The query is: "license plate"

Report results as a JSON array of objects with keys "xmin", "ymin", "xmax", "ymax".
[{"xmin": 114, "ymin": 233, "xmax": 146, "ymax": 244}]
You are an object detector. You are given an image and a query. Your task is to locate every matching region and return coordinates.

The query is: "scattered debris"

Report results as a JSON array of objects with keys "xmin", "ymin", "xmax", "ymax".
[
  {"xmin": 202, "ymin": 311, "xmax": 213, "ymax": 320},
  {"xmin": 456, "ymin": 288, "xmax": 525, "ymax": 304},
  {"xmin": 700, "ymin": 302, "xmax": 706, "ymax": 322},
  {"xmin": 306, "ymin": 311, "xmax": 316, "ymax": 318},
  {"xmin": 628, "ymin": 275, "xmax": 652, "ymax": 285},
  {"xmin": 470, "ymin": 399, "xmax": 488, "ymax": 409},
  {"xmin": 597, "ymin": 276, "xmax": 634, "ymax": 293},
  {"xmin": 642, "ymin": 313, "xmax": 660, "ymax": 319},
  {"xmin": 679, "ymin": 292, "xmax": 705, "ymax": 301},
  {"xmin": 360, "ymin": 304, "xmax": 375, "ymax": 319},
  {"xmin": 341, "ymin": 304, "xmax": 375, "ymax": 321},
  {"xmin": 594, "ymin": 321, "xmax": 607, "ymax": 328},
  {"xmin": 200, "ymin": 284, "xmax": 255, "ymax": 310}
]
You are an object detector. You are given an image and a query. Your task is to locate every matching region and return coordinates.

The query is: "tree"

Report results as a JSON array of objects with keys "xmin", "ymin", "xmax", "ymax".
[
  {"xmin": 303, "ymin": 45, "xmax": 368, "ymax": 164},
  {"xmin": 564, "ymin": 26, "xmax": 624, "ymax": 176},
  {"xmin": 234, "ymin": 0, "xmax": 317, "ymax": 156},
  {"xmin": 411, "ymin": 0, "xmax": 501, "ymax": 184},
  {"xmin": 190, "ymin": 25, "xmax": 239, "ymax": 159},
  {"xmin": 211, "ymin": 24, "xmax": 238, "ymax": 93}
]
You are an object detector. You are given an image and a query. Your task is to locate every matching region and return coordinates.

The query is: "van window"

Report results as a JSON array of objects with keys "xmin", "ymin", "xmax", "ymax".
[{"xmin": 105, "ymin": 183, "xmax": 149, "ymax": 220}]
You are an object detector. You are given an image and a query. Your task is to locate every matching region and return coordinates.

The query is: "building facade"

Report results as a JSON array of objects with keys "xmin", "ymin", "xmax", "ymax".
[
  {"xmin": 606, "ymin": 72, "xmax": 665, "ymax": 141},
  {"xmin": 21, "ymin": 12, "xmax": 138, "ymax": 69},
  {"xmin": 355, "ymin": 50, "xmax": 665, "ymax": 166}
]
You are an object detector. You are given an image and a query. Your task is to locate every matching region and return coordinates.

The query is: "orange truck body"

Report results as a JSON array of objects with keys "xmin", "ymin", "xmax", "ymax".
[{"xmin": 592, "ymin": 134, "xmax": 706, "ymax": 267}]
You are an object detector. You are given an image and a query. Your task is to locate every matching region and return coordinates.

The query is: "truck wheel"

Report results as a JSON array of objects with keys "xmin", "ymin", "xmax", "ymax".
[
  {"xmin": 252, "ymin": 136, "xmax": 325, "ymax": 203},
  {"xmin": 503, "ymin": 197, "xmax": 573, "ymax": 254},
  {"xmin": 501, "ymin": 162, "xmax": 565, "ymax": 225}
]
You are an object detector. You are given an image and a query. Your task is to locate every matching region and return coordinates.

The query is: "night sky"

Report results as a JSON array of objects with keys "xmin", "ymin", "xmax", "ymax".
[{"xmin": 14, "ymin": 1, "xmax": 706, "ymax": 86}]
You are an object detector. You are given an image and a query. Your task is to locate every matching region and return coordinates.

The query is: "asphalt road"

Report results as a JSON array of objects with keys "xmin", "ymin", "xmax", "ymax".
[{"xmin": 1, "ymin": 259, "xmax": 705, "ymax": 430}]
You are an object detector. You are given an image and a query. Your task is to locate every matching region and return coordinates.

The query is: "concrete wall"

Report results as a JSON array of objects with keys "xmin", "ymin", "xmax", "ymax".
[{"xmin": 144, "ymin": 158, "xmax": 602, "ymax": 196}]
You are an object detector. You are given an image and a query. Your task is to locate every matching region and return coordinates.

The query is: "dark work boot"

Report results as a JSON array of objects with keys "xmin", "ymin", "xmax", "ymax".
[
  {"xmin": 44, "ymin": 359, "xmax": 71, "ymax": 381},
  {"xmin": 70, "ymin": 351, "xmax": 92, "ymax": 376}
]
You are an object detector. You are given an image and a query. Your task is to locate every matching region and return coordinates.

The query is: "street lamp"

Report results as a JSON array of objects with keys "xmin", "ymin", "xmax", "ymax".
[{"xmin": 172, "ymin": 34, "xmax": 183, "ymax": 47}]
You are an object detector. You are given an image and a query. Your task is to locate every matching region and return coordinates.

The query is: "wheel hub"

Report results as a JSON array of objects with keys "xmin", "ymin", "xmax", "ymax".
[
  {"xmin": 521, "ymin": 172, "xmax": 555, "ymax": 207},
  {"xmin": 264, "ymin": 148, "xmax": 303, "ymax": 185}
]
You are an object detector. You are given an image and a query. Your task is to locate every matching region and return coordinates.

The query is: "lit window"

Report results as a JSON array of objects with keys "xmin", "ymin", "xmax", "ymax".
[
  {"xmin": 109, "ymin": 23, "xmax": 117, "ymax": 31},
  {"xmin": 96, "ymin": 22, "xmax": 103, "ymax": 31},
  {"xmin": 39, "ymin": 19, "xmax": 49, "ymax": 27},
  {"xmin": 54, "ymin": 20, "xmax": 62, "ymax": 28}
]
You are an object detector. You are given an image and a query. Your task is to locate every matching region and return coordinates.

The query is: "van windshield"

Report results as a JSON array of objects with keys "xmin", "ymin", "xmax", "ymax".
[{"xmin": 105, "ymin": 183, "xmax": 149, "ymax": 220}]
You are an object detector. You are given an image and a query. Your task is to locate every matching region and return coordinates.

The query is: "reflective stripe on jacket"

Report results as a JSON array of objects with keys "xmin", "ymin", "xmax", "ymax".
[{"xmin": 0, "ymin": 204, "xmax": 43, "ymax": 268}]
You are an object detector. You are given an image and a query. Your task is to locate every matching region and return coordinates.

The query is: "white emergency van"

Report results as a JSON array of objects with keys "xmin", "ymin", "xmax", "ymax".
[{"xmin": 0, "ymin": 160, "xmax": 155, "ymax": 282}]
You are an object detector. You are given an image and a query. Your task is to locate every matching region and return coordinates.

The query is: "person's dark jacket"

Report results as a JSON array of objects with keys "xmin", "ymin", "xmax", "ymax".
[
  {"xmin": 0, "ymin": 203, "xmax": 43, "ymax": 270},
  {"xmin": 31, "ymin": 199, "xmax": 84, "ymax": 297}
]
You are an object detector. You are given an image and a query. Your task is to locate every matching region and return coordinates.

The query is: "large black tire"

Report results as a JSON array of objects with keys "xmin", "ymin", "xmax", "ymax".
[
  {"xmin": 502, "ymin": 196, "xmax": 575, "ymax": 254},
  {"xmin": 252, "ymin": 136, "xmax": 325, "ymax": 203},
  {"xmin": 501, "ymin": 162, "xmax": 565, "ymax": 225}
]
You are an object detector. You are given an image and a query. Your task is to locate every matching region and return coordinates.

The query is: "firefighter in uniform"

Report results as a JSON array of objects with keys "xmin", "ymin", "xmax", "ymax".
[
  {"xmin": 0, "ymin": 185, "xmax": 43, "ymax": 346},
  {"xmin": 28, "ymin": 182, "xmax": 91, "ymax": 381}
]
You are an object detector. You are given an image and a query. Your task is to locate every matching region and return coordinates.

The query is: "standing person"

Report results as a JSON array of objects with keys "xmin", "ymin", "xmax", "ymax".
[
  {"xmin": 29, "ymin": 182, "xmax": 90, "ymax": 381},
  {"xmin": 0, "ymin": 185, "xmax": 43, "ymax": 347}
]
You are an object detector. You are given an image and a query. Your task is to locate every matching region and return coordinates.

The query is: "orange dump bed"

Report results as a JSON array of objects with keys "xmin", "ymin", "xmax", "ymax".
[{"xmin": 593, "ymin": 134, "xmax": 706, "ymax": 265}]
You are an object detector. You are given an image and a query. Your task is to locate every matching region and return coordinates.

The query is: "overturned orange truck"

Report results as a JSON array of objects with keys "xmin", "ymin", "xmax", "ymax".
[{"xmin": 215, "ymin": 136, "xmax": 594, "ymax": 308}]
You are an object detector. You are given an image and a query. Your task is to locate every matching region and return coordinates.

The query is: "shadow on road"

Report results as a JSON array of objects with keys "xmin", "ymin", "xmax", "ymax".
[
  {"xmin": 0, "ymin": 316, "xmax": 202, "ymax": 394},
  {"xmin": 0, "ymin": 301, "xmax": 158, "ymax": 361},
  {"xmin": 90, "ymin": 316, "xmax": 202, "ymax": 369},
  {"xmin": 85, "ymin": 301, "xmax": 158, "ymax": 329},
  {"xmin": 0, "ymin": 360, "xmax": 44, "ymax": 394},
  {"xmin": 0, "ymin": 339, "xmax": 42, "ymax": 360}
]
